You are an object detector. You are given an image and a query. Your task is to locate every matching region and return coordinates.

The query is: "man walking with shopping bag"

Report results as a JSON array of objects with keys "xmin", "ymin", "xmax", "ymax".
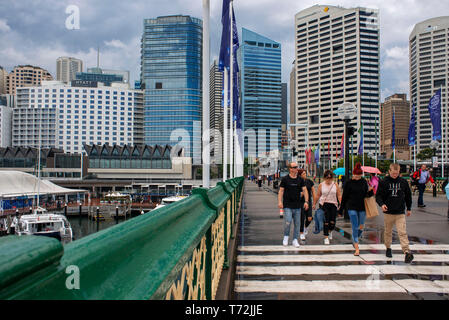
[{"xmin": 376, "ymin": 163, "xmax": 414, "ymax": 263}]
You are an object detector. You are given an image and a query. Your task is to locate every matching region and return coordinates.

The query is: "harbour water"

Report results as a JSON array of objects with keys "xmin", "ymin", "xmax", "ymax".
[{"xmin": 67, "ymin": 216, "xmax": 128, "ymax": 242}]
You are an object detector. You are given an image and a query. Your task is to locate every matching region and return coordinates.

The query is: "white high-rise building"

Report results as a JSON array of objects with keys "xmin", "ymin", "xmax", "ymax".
[
  {"xmin": 294, "ymin": 5, "xmax": 380, "ymax": 166},
  {"xmin": 409, "ymin": 17, "xmax": 449, "ymax": 163},
  {"xmin": 56, "ymin": 57, "xmax": 83, "ymax": 83},
  {"xmin": 13, "ymin": 80, "xmax": 143, "ymax": 153},
  {"xmin": 0, "ymin": 99, "xmax": 13, "ymax": 148}
]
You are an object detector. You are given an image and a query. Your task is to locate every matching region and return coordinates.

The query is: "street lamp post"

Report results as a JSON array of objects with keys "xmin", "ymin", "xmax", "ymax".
[{"xmin": 430, "ymin": 140, "xmax": 440, "ymax": 198}]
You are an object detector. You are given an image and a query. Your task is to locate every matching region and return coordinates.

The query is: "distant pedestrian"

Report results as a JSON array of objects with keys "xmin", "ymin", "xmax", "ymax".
[
  {"xmin": 339, "ymin": 163, "xmax": 374, "ymax": 256},
  {"xmin": 298, "ymin": 169, "xmax": 315, "ymax": 241},
  {"xmin": 278, "ymin": 162, "xmax": 309, "ymax": 247},
  {"xmin": 313, "ymin": 170, "xmax": 342, "ymax": 245},
  {"xmin": 412, "ymin": 164, "xmax": 435, "ymax": 207},
  {"xmin": 376, "ymin": 163, "xmax": 414, "ymax": 263},
  {"xmin": 258, "ymin": 175, "xmax": 262, "ymax": 190}
]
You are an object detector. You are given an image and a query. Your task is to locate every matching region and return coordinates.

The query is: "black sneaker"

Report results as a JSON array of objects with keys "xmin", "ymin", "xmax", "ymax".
[
  {"xmin": 405, "ymin": 252, "xmax": 414, "ymax": 263},
  {"xmin": 386, "ymin": 248, "xmax": 392, "ymax": 258}
]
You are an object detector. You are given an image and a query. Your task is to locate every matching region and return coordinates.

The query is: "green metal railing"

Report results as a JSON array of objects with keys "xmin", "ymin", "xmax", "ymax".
[{"xmin": 0, "ymin": 177, "xmax": 245, "ymax": 300}]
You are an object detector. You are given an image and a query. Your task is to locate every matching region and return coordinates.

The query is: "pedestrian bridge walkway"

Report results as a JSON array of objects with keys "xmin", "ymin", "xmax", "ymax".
[{"xmin": 0, "ymin": 177, "xmax": 448, "ymax": 300}]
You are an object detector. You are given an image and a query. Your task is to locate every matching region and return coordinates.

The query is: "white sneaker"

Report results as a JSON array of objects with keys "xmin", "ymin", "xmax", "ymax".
[
  {"xmin": 300, "ymin": 233, "xmax": 306, "ymax": 241},
  {"xmin": 329, "ymin": 231, "xmax": 333, "ymax": 240},
  {"xmin": 324, "ymin": 238, "xmax": 330, "ymax": 245},
  {"xmin": 283, "ymin": 236, "xmax": 289, "ymax": 246},
  {"xmin": 292, "ymin": 239, "xmax": 300, "ymax": 248}
]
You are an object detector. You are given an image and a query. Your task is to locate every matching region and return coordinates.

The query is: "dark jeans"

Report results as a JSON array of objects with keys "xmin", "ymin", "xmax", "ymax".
[
  {"xmin": 322, "ymin": 202, "xmax": 337, "ymax": 236},
  {"xmin": 300, "ymin": 201, "xmax": 312, "ymax": 232},
  {"xmin": 418, "ymin": 183, "xmax": 426, "ymax": 206}
]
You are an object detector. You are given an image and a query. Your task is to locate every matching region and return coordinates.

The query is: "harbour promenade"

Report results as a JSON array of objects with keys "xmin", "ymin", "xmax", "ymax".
[{"xmin": 234, "ymin": 179, "xmax": 449, "ymax": 300}]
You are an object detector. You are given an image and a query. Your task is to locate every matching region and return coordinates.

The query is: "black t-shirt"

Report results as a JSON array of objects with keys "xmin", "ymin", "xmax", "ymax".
[
  {"xmin": 301, "ymin": 179, "xmax": 314, "ymax": 204},
  {"xmin": 280, "ymin": 175, "xmax": 306, "ymax": 209}
]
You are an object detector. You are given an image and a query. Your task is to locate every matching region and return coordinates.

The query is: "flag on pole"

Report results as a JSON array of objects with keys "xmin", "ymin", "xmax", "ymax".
[
  {"xmin": 358, "ymin": 124, "xmax": 363, "ymax": 155},
  {"xmin": 315, "ymin": 145, "xmax": 320, "ymax": 165},
  {"xmin": 428, "ymin": 88, "xmax": 442, "ymax": 140},
  {"xmin": 408, "ymin": 103, "xmax": 416, "ymax": 146},
  {"xmin": 311, "ymin": 146, "xmax": 316, "ymax": 164},
  {"xmin": 218, "ymin": 0, "xmax": 231, "ymax": 72},
  {"xmin": 339, "ymin": 134, "xmax": 345, "ymax": 158}
]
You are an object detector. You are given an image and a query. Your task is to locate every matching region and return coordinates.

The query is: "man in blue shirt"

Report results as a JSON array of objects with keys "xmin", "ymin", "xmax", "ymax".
[{"xmin": 412, "ymin": 164, "xmax": 435, "ymax": 207}]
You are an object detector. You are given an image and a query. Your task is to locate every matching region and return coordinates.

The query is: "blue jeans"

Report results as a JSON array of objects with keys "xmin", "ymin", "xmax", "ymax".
[
  {"xmin": 348, "ymin": 210, "xmax": 366, "ymax": 243},
  {"xmin": 284, "ymin": 208, "xmax": 301, "ymax": 240},
  {"xmin": 418, "ymin": 183, "xmax": 426, "ymax": 206}
]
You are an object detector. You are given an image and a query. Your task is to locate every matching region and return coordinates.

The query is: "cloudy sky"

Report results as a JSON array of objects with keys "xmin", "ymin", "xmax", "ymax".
[{"xmin": 1, "ymin": 0, "xmax": 448, "ymax": 102}]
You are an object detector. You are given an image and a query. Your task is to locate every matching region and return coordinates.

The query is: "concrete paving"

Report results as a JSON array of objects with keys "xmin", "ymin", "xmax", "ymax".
[{"xmin": 234, "ymin": 179, "xmax": 449, "ymax": 300}]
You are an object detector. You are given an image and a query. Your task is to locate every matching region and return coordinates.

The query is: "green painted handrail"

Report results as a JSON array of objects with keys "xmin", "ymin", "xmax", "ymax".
[{"xmin": 0, "ymin": 177, "xmax": 245, "ymax": 300}]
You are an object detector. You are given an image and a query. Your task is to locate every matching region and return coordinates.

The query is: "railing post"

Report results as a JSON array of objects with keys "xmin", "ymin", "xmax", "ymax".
[{"xmin": 205, "ymin": 226, "xmax": 212, "ymax": 300}]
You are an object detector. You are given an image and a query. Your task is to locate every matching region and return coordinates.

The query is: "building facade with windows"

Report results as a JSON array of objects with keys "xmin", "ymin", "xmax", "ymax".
[
  {"xmin": 141, "ymin": 15, "xmax": 202, "ymax": 161},
  {"xmin": 380, "ymin": 94, "xmax": 410, "ymax": 161},
  {"xmin": 56, "ymin": 57, "xmax": 83, "ymax": 83},
  {"xmin": 294, "ymin": 5, "xmax": 380, "ymax": 166},
  {"xmin": 12, "ymin": 80, "xmax": 143, "ymax": 153},
  {"xmin": 6, "ymin": 65, "xmax": 53, "ymax": 95},
  {"xmin": 409, "ymin": 17, "xmax": 449, "ymax": 163},
  {"xmin": 239, "ymin": 28, "xmax": 282, "ymax": 158},
  {"xmin": 210, "ymin": 60, "xmax": 224, "ymax": 164}
]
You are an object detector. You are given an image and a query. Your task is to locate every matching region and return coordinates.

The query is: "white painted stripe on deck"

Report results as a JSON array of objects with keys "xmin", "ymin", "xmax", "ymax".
[
  {"xmin": 237, "ymin": 254, "xmax": 449, "ymax": 263},
  {"xmin": 234, "ymin": 280, "xmax": 406, "ymax": 293},
  {"xmin": 395, "ymin": 279, "xmax": 449, "ymax": 294},
  {"xmin": 238, "ymin": 244, "xmax": 449, "ymax": 252},
  {"xmin": 236, "ymin": 265, "xmax": 449, "ymax": 276}
]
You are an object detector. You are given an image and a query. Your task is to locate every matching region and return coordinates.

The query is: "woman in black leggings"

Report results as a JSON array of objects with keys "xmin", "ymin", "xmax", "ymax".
[{"xmin": 298, "ymin": 169, "xmax": 315, "ymax": 241}]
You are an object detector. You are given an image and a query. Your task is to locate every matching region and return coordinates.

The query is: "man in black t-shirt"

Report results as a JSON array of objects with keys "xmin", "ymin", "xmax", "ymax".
[{"xmin": 278, "ymin": 162, "xmax": 309, "ymax": 247}]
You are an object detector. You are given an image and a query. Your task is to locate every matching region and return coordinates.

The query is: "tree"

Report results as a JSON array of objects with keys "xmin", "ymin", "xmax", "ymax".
[{"xmin": 417, "ymin": 147, "xmax": 434, "ymax": 161}]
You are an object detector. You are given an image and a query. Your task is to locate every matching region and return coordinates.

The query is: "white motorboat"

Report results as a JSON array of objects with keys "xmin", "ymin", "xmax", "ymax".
[
  {"xmin": 154, "ymin": 195, "xmax": 188, "ymax": 210},
  {"xmin": 12, "ymin": 207, "xmax": 73, "ymax": 243}
]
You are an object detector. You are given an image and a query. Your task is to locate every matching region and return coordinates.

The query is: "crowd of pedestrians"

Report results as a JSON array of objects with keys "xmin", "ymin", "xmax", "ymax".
[{"xmin": 272, "ymin": 162, "xmax": 415, "ymax": 263}]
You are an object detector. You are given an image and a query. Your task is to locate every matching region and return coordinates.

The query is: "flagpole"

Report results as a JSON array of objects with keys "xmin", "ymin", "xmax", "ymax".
[
  {"xmin": 441, "ymin": 85, "xmax": 444, "ymax": 178},
  {"xmin": 229, "ymin": 0, "xmax": 234, "ymax": 178},
  {"xmin": 223, "ymin": 70, "xmax": 228, "ymax": 181},
  {"xmin": 202, "ymin": 0, "xmax": 210, "ymax": 188}
]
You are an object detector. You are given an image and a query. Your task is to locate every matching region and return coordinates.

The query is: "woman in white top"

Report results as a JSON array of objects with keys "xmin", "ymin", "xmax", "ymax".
[{"xmin": 313, "ymin": 170, "xmax": 342, "ymax": 244}]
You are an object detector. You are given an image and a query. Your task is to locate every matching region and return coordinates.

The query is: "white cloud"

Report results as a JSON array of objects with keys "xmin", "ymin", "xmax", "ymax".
[
  {"xmin": 0, "ymin": 19, "xmax": 10, "ymax": 32},
  {"xmin": 384, "ymin": 46, "xmax": 409, "ymax": 69}
]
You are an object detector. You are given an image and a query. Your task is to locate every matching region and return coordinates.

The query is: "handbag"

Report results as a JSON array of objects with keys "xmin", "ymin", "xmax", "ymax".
[{"xmin": 364, "ymin": 196, "xmax": 379, "ymax": 219}]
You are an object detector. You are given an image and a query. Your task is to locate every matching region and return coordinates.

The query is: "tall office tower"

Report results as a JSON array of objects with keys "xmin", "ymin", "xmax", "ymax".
[
  {"xmin": 0, "ymin": 66, "xmax": 7, "ymax": 94},
  {"xmin": 380, "ymin": 94, "xmax": 410, "ymax": 161},
  {"xmin": 141, "ymin": 15, "xmax": 202, "ymax": 160},
  {"xmin": 281, "ymin": 83, "xmax": 288, "ymax": 125},
  {"xmin": 294, "ymin": 5, "xmax": 380, "ymax": 166},
  {"xmin": 210, "ymin": 60, "xmax": 223, "ymax": 164},
  {"xmin": 409, "ymin": 17, "xmax": 449, "ymax": 162},
  {"xmin": 56, "ymin": 57, "xmax": 83, "ymax": 83},
  {"xmin": 13, "ymin": 80, "xmax": 143, "ymax": 153},
  {"xmin": 6, "ymin": 65, "xmax": 53, "ymax": 95},
  {"xmin": 239, "ymin": 28, "xmax": 282, "ymax": 158}
]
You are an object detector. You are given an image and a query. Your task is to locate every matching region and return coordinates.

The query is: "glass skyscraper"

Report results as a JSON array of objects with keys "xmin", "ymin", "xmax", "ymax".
[
  {"xmin": 239, "ymin": 28, "xmax": 282, "ymax": 158},
  {"xmin": 141, "ymin": 15, "xmax": 202, "ymax": 160}
]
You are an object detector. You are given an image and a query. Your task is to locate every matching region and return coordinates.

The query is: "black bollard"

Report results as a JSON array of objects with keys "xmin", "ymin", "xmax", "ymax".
[
  {"xmin": 29, "ymin": 207, "xmax": 32, "ymax": 214},
  {"xmin": 433, "ymin": 184, "xmax": 437, "ymax": 197},
  {"xmin": 79, "ymin": 204, "xmax": 82, "ymax": 218},
  {"xmin": 96, "ymin": 207, "xmax": 100, "ymax": 231},
  {"xmin": 116, "ymin": 206, "xmax": 119, "ymax": 224},
  {"xmin": 64, "ymin": 204, "xmax": 67, "ymax": 216}
]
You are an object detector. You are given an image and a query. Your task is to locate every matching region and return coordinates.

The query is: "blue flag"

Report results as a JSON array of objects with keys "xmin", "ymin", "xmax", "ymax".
[
  {"xmin": 218, "ymin": 0, "xmax": 241, "ymax": 129},
  {"xmin": 358, "ymin": 124, "xmax": 363, "ymax": 155},
  {"xmin": 428, "ymin": 88, "xmax": 442, "ymax": 140},
  {"xmin": 408, "ymin": 103, "xmax": 416, "ymax": 146},
  {"xmin": 392, "ymin": 109, "xmax": 395, "ymax": 150}
]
